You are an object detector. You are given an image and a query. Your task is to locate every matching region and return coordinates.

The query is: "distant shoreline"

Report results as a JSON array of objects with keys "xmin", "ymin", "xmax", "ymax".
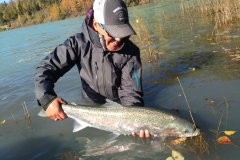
[{"xmin": 0, "ymin": 0, "xmax": 157, "ymax": 32}]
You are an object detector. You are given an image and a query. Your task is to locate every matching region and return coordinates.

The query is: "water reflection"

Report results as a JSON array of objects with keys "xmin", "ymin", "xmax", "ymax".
[{"xmin": 0, "ymin": 136, "xmax": 82, "ymax": 160}]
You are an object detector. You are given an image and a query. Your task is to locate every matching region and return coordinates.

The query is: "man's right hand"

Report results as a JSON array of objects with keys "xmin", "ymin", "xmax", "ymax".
[{"xmin": 46, "ymin": 97, "xmax": 68, "ymax": 121}]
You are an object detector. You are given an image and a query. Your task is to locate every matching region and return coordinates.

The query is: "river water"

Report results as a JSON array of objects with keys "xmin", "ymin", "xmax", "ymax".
[{"xmin": 0, "ymin": 0, "xmax": 240, "ymax": 159}]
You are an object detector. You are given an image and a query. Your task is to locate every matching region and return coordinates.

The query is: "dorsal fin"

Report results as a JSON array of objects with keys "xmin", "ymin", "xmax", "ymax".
[
  {"xmin": 70, "ymin": 102, "xmax": 78, "ymax": 105},
  {"xmin": 102, "ymin": 99, "xmax": 122, "ymax": 107}
]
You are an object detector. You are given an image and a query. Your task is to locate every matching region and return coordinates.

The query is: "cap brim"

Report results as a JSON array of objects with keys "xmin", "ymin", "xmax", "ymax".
[{"xmin": 103, "ymin": 23, "xmax": 136, "ymax": 38}]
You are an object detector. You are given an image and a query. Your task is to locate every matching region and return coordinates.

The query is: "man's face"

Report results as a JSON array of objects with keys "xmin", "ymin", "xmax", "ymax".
[{"xmin": 93, "ymin": 20, "xmax": 124, "ymax": 51}]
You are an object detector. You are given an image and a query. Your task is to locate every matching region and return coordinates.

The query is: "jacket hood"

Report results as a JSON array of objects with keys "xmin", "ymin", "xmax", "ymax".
[{"xmin": 82, "ymin": 17, "xmax": 102, "ymax": 48}]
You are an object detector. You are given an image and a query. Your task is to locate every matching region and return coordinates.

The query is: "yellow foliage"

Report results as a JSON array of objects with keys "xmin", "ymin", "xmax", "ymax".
[
  {"xmin": 76, "ymin": 0, "xmax": 93, "ymax": 12},
  {"xmin": 35, "ymin": 12, "xmax": 44, "ymax": 24},
  {"xmin": 171, "ymin": 137, "xmax": 187, "ymax": 145},
  {"xmin": 60, "ymin": 0, "xmax": 70, "ymax": 16},
  {"xmin": 167, "ymin": 145, "xmax": 185, "ymax": 160},
  {"xmin": 1, "ymin": 120, "xmax": 6, "ymax": 124},
  {"xmin": 60, "ymin": 0, "xmax": 78, "ymax": 16},
  {"xmin": 18, "ymin": 15, "xmax": 21, "ymax": 21},
  {"xmin": 172, "ymin": 150, "xmax": 185, "ymax": 160},
  {"xmin": 223, "ymin": 130, "xmax": 237, "ymax": 135},
  {"xmin": 50, "ymin": 3, "xmax": 60, "ymax": 21}
]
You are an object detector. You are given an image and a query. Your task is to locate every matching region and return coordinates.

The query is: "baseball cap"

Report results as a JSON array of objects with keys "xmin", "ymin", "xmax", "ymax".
[{"xmin": 93, "ymin": 0, "xmax": 136, "ymax": 38}]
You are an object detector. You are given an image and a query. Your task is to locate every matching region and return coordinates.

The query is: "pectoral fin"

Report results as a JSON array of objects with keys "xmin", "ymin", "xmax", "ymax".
[
  {"xmin": 72, "ymin": 119, "xmax": 89, "ymax": 132},
  {"xmin": 66, "ymin": 114, "xmax": 89, "ymax": 132},
  {"xmin": 107, "ymin": 132, "xmax": 120, "ymax": 142}
]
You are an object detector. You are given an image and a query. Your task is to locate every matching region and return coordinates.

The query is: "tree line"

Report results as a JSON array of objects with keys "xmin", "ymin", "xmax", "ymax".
[{"xmin": 0, "ymin": 0, "xmax": 153, "ymax": 30}]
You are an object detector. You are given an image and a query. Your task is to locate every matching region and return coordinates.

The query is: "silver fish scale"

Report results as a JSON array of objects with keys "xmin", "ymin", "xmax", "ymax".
[{"xmin": 62, "ymin": 104, "xmax": 199, "ymax": 137}]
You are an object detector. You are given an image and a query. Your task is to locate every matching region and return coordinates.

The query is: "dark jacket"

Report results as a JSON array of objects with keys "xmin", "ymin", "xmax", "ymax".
[{"xmin": 34, "ymin": 18, "xmax": 144, "ymax": 110}]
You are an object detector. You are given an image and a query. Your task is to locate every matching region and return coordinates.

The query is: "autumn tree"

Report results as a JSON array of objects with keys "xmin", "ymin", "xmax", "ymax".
[
  {"xmin": 0, "ymin": 3, "xmax": 6, "ymax": 25},
  {"xmin": 16, "ymin": 0, "xmax": 24, "ymax": 15},
  {"xmin": 2, "ymin": 0, "xmax": 18, "ymax": 21},
  {"xmin": 50, "ymin": 3, "xmax": 60, "ymax": 20},
  {"xmin": 76, "ymin": 0, "xmax": 93, "ymax": 13},
  {"xmin": 60, "ymin": 0, "xmax": 78, "ymax": 17},
  {"xmin": 0, "ymin": 12, "xmax": 4, "ymax": 25},
  {"xmin": 0, "ymin": 0, "xmax": 122, "ymax": 28}
]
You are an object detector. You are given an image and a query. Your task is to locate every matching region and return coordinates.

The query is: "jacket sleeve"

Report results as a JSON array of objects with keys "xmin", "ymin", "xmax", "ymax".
[
  {"xmin": 34, "ymin": 34, "xmax": 81, "ymax": 110},
  {"xmin": 118, "ymin": 47, "xmax": 144, "ymax": 106}
]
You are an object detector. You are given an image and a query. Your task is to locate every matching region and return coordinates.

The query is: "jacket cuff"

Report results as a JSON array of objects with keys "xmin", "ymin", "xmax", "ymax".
[{"xmin": 39, "ymin": 94, "xmax": 57, "ymax": 110}]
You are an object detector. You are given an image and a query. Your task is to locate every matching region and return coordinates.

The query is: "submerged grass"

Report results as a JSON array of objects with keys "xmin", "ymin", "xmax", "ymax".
[
  {"xmin": 180, "ymin": 134, "xmax": 211, "ymax": 158},
  {"xmin": 0, "ymin": 105, "xmax": 33, "ymax": 137},
  {"xmin": 22, "ymin": 101, "xmax": 33, "ymax": 131},
  {"xmin": 11, "ymin": 114, "xmax": 17, "ymax": 124},
  {"xmin": 22, "ymin": 101, "xmax": 31, "ymax": 123}
]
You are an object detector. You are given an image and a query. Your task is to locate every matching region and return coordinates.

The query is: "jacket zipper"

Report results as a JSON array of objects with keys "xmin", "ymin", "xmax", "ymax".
[
  {"xmin": 102, "ymin": 53, "xmax": 109, "ymax": 98},
  {"xmin": 99, "ymin": 34, "xmax": 111, "ymax": 99},
  {"xmin": 95, "ymin": 62, "xmax": 100, "ymax": 93}
]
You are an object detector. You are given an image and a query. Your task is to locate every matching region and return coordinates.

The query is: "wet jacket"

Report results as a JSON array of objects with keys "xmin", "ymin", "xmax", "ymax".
[{"xmin": 34, "ymin": 18, "xmax": 144, "ymax": 110}]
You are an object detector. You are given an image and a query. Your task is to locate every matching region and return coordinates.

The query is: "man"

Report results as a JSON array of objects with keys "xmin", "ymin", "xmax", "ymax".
[{"xmin": 34, "ymin": 0, "xmax": 150, "ymax": 138}]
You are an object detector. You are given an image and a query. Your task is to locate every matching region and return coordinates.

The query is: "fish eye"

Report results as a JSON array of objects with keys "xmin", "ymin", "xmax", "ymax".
[{"xmin": 183, "ymin": 129, "xmax": 189, "ymax": 134}]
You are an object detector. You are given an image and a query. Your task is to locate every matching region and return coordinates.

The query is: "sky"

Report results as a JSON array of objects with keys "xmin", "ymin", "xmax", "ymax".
[{"xmin": 0, "ymin": 0, "xmax": 8, "ymax": 4}]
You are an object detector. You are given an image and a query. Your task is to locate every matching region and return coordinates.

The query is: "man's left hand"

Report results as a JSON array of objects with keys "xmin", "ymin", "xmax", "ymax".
[{"xmin": 132, "ymin": 130, "xmax": 151, "ymax": 138}]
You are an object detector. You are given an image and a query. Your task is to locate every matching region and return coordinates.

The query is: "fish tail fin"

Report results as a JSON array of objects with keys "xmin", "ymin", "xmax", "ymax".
[{"xmin": 38, "ymin": 109, "xmax": 47, "ymax": 117}]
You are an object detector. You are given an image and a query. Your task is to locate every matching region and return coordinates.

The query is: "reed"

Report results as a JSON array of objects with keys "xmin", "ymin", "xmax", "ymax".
[
  {"xmin": 131, "ymin": 0, "xmax": 240, "ymax": 63},
  {"xmin": 179, "ymin": 0, "xmax": 240, "ymax": 29},
  {"xmin": 131, "ymin": 17, "xmax": 160, "ymax": 62},
  {"xmin": 22, "ymin": 101, "xmax": 33, "ymax": 131}
]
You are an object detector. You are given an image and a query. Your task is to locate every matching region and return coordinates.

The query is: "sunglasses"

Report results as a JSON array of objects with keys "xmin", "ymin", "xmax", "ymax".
[{"xmin": 98, "ymin": 23, "xmax": 113, "ymax": 37}]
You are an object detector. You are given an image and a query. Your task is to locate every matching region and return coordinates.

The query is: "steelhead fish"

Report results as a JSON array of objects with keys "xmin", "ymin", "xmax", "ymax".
[{"xmin": 38, "ymin": 100, "xmax": 200, "ymax": 138}]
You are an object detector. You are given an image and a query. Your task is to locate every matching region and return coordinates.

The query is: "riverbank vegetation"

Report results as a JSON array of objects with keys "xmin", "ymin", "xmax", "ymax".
[
  {"xmin": 180, "ymin": 0, "xmax": 240, "ymax": 28},
  {"xmin": 0, "ymin": 0, "xmax": 155, "ymax": 31},
  {"xmin": 130, "ymin": 0, "xmax": 240, "ymax": 62}
]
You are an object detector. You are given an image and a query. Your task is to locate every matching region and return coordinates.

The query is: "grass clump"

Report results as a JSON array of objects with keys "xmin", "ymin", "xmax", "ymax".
[{"xmin": 179, "ymin": 0, "xmax": 240, "ymax": 29}]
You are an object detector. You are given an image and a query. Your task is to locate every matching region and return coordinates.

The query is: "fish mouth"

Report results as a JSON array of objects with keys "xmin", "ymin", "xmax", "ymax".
[{"xmin": 185, "ymin": 128, "xmax": 200, "ymax": 137}]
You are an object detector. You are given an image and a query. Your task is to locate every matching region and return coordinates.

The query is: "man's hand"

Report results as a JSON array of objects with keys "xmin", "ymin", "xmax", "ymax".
[
  {"xmin": 46, "ymin": 97, "xmax": 68, "ymax": 121},
  {"xmin": 132, "ymin": 130, "xmax": 151, "ymax": 138}
]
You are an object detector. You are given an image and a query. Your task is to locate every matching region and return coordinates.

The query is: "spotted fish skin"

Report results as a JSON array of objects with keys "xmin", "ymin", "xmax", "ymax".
[{"xmin": 58, "ymin": 103, "xmax": 200, "ymax": 138}]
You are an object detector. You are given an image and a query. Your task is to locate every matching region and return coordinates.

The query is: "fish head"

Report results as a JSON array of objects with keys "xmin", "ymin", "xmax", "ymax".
[{"xmin": 161, "ymin": 117, "xmax": 200, "ymax": 138}]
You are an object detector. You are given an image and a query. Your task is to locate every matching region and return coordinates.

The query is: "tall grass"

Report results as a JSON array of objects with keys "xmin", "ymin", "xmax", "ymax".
[
  {"xmin": 180, "ymin": 0, "xmax": 240, "ymax": 60},
  {"xmin": 131, "ymin": 17, "xmax": 160, "ymax": 62},
  {"xmin": 131, "ymin": 0, "xmax": 240, "ymax": 62},
  {"xmin": 179, "ymin": 0, "xmax": 240, "ymax": 29}
]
